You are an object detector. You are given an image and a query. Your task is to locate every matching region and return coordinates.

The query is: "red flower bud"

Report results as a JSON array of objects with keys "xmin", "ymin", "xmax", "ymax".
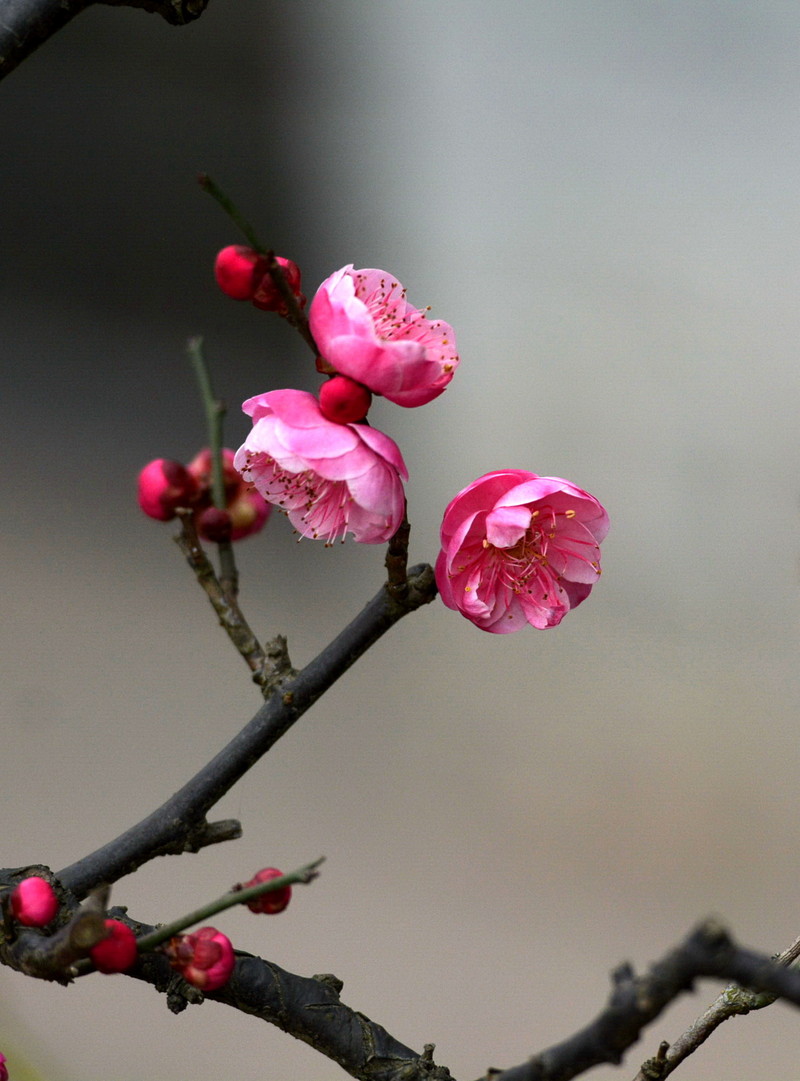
[
  {"xmin": 0, "ymin": 1051, "xmax": 7, "ymax": 1081},
  {"xmin": 165, "ymin": 926, "xmax": 235, "ymax": 991},
  {"xmin": 243, "ymin": 867, "xmax": 292, "ymax": 915},
  {"xmin": 214, "ymin": 245, "xmax": 269, "ymax": 301},
  {"xmin": 90, "ymin": 919, "xmax": 138, "ymax": 974},
  {"xmin": 319, "ymin": 376, "xmax": 372, "ymax": 424},
  {"xmin": 137, "ymin": 459, "xmax": 198, "ymax": 521},
  {"xmin": 186, "ymin": 447, "xmax": 241, "ymax": 499},
  {"xmin": 187, "ymin": 448, "xmax": 271, "ymax": 542},
  {"xmin": 10, "ymin": 876, "xmax": 58, "ymax": 927},
  {"xmin": 252, "ymin": 256, "xmax": 306, "ymax": 314},
  {"xmin": 196, "ymin": 506, "xmax": 233, "ymax": 543},
  {"xmin": 227, "ymin": 489, "xmax": 271, "ymax": 541}
]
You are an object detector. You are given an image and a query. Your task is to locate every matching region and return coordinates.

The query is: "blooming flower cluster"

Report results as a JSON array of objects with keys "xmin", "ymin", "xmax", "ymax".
[
  {"xmin": 215, "ymin": 249, "xmax": 611, "ymax": 628},
  {"xmin": 230, "ymin": 261, "xmax": 457, "ymax": 544},
  {"xmin": 138, "ymin": 447, "xmax": 269, "ymax": 543}
]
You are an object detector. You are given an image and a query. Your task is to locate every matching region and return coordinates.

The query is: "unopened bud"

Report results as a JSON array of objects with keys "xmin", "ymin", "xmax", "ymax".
[
  {"xmin": 165, "ymin": 926, "xmax": 235, "ymax": 991},
  {"xmin": 186, "ymin": 447, "xmax": 240, "ymax": 500},
  {"xmin": 196, "ymin": 506, "xmax": 233, "ymax": 543},
  {"xmin": 227, "ymin": 489, "xmax": 270, "ymax": 540},
  {"xmin": 319, "ymin": 376, "xmax": 372, "ymax": 424},
  {"xmin": 252, "ymin": 257, "xmax": 306, "ymax": 313},
  {"xmin": 242, "ymin": 867, "xmax": 292, "ymax": 915},
  {"xmin": 89, "ymin": 918, "xmax": 138, "ymax": 974},
  {"xmin": 10, "ymin": 876, "xmax": 58, "ymax": 927},
  {"xmin": 214, "ymin": 245, "xmax": 269, "ymax": 301},
  {"xmin": 138, "ymin": 459, "xmax": 198, "ymax": 521}
]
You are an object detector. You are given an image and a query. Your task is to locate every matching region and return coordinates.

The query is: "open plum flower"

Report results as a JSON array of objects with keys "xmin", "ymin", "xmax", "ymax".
[
  {"xmin": 309, "ymin": 265, "xmax": 459, "ymax": 407},
  {"xmin": 435, "ymin": 470, "xmax": 609, "ymax": 633},
  {"xmin": 234, "ymin": 389, "xmax": 407, "ymax": 544}
]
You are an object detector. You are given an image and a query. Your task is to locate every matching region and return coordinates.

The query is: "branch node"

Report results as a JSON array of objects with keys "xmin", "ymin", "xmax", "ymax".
[
  {"xmin": 184, "ymin": 819, "xmax": 243, "ymax": 852},
  {"xmin": 312, "ymin": 972, "xmax": 344, "ymax": 997}
]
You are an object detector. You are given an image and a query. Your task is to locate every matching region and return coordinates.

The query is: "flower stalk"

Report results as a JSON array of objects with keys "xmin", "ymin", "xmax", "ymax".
[{"xmin": 135, "ymin": 858, "xmax": 324, "ymax": 952}]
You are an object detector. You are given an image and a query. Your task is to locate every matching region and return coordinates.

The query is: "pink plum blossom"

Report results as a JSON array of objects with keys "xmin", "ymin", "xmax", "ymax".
[
  {"xmin": 309, "ymin": 265, "xmax": 459, "ymax": 407},
  {"xmin": 435, "ymin": 470, "xmax": 609, "ymax": 633},
  {"xmin": 234, "ymin": 389, "xmax": 407, "ymax": 544}
]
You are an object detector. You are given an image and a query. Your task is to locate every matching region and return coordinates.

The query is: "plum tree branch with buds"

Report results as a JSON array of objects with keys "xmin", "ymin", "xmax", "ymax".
[{"xmin": 3, "ymin": 9, "xmax": 800, "ymax": 1081}]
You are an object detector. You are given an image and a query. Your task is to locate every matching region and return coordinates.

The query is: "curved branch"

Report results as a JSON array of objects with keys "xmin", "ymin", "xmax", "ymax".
[
  {"xmin": 630, "ymin": 932, "xmax": 800, "ymax": 1080},
  {"xmin": 56, "ymin": 564, "xmax": 437, "ymax": 899},
  {"xmin": 0, "ymin": 0, "xmax": 208, "ymax": 83},
  {"xmin": 479, "ymin": 920, "xmax": 800, "ymax": 1081}
]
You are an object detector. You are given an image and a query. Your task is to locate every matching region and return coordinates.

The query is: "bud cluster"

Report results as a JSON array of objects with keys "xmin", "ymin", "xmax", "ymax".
[
  {"xmin": 138, "ymin": 447, "xmax": 269, "ymax": 542},
  {"xmin": 214, "ymin": 246, "xmax": 306, "ymax": 315}
]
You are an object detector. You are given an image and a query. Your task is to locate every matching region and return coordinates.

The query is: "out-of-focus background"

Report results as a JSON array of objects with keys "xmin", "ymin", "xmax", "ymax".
[{"xmin": 2, "ymin": 3, "xmax": 799, "ymax": 1078}]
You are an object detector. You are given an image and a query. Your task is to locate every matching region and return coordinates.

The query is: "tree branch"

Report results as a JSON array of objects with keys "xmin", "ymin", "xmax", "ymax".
[
  {"xmin": 0, "ymin": 0, "xmax": 209, "ymax": 82},
  {"xmin": 631, "ymin": 932, "xmax": 800, "ymax": 1080},
  {"xmin": 91, "ymin": 903, "xmax": 441, "ymax": 1081},
  {"xmin": 478, "ymin": 920, "xmax": 800, "ymax": 1081},
  {"xmin": 55, "ymin": 564, "xmax": 437, "ymax": 899}
]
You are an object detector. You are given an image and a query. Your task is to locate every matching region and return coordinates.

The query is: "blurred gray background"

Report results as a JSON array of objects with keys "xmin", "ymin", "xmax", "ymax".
[{"xmin": 2, "ymin": 2, "xmax": 800, "ymax": 1079}]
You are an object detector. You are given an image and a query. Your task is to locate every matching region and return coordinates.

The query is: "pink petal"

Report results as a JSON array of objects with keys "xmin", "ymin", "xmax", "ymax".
[{"xmin": 485, "ymin": 505, "xmax": 531, "ymax": 548}]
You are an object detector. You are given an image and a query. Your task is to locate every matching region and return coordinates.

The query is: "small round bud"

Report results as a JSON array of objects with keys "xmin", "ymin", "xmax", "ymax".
[
  {"xmin": 90, "ymin": 918, "xmax": 138, "ymax": 974},
  {"xmin": 227, "ymin": 489, "xmax": 271, "ymax": 541},
  {"xmin": 186, "ymin": 447, "xmax": 241, "ymax": 500},
  {"xmin": 196, "ymin": 506, "xmax": 233, "ymax": 543},
  {"xmin": 138, "ymin": 459, "xmax": 198, "ymax": 521},
  {"xmin": 214, "ymin": 245, "xmax": 269, "ymax": 301},
  {"xmin": 10, "ymin": 876, "xmax": 58, "ymax": 927},
  {"xmin": 187, "ymin": 448, "xmax": 270, "ymax": 542},
  {"xmin": 165, "ymin": 926, "xmax": 235, "ymax": 991},
  {"xmin": 243, "ymin": 867, "xmax": 292, "ymax": 915},
  {"xmin": 252, "ymin": 256, "xmax": 306, "ymax": 313},
  {"xmin": 319, "ymin": 376, "xmax": 372, "ymax": 424}
]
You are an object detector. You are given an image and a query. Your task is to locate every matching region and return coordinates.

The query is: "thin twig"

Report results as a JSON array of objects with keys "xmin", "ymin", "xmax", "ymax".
[
  {"xmin": 174, "ymin": 510, "xmax": 273, "ymax": 693},
  {"xmin": 134, "ymin": 857, "xmax": 324, "ymax": 952},
  {"xmin": 186, "ymin": 335, "xmax": 238, "ymax": 595},
  {"xmin": 264, "ymin": 251, "xmax": 319, "ymax": 354},
  {"xmin": 632, "ymin": 933, "xmax": 800, "ymax": 1080},
  {"xmin": 197, "ymin": 175, "xmax": 318, "ymax": 354}
]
